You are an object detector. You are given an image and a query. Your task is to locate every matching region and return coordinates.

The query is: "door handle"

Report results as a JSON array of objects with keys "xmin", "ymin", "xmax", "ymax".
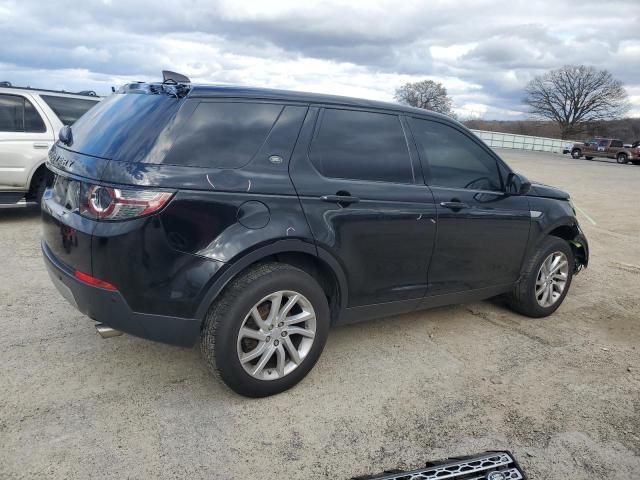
[
  {"xmin": 321, "ymin": 195, "xmax": 360, "ymax": 205},
  {"xmin": 440, "ymin": 201, "xmax": 469, "ymax": 209},
  {"xmin": 33, "ymin": 142, "xmax": 49, "ymax": 149}
]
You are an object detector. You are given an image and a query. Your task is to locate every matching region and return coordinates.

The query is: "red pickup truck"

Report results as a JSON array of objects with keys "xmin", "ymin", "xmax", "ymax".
[{"xmin": 571, "ymin": 138, "xmax": 640, "ymax": 164}]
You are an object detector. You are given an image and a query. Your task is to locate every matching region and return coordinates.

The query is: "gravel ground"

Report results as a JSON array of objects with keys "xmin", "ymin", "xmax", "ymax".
[{"xmin": 1, "ymin": 149, "xmax": 639, "ymax": 479}]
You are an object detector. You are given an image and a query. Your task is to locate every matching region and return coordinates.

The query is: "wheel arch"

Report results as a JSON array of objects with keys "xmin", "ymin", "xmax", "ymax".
[
  {"xmin": 194, "ymin": 239, "xmax": 348, "ymax": 324},
  {"xmin": 26, "ymin": 161, "xmax": 54, "ymax": 199},
  {"xmin": 546, "ymin": 223, "xmax": 589, "ymax": 270}
]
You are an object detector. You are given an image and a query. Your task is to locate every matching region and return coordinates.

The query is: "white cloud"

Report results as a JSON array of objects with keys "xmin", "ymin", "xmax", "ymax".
[{"xmin": 0, "ymin": 0, "xmax": 638, "ymax": 119}]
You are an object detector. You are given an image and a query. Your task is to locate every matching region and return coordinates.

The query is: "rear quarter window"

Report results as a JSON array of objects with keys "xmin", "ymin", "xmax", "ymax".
[
  {"xmin": 165, "ymin": 102, "xmax": 284, "ymax": 169},
  {"xmin": 40, "ymin": 95, "xmax": 99, "ymax": 125}
]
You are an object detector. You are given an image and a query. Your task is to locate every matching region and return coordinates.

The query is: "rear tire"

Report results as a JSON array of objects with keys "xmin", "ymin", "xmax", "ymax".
[
  {"xmin": 201, "ymin": 262, "xmax": 330, "ymax": 397},
  {"xmin": 617, "ymin": 153, "xmax": 629, "ymax": 164},
  {"xmin": 28, "ymin": 169, "xmax": 54, "ymax": 207},
  {"xmin": 571, "ymin": 149, "xmax": 581, "ymax": 159},
  {"xmin": 507, "ymin": 237, "xmax": 574, "ymax": 318}
]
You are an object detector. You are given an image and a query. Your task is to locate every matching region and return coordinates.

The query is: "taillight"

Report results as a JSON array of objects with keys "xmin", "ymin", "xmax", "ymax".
[
  {"xmin": 74, "ymin": 270, "xmax": 117, "ymax": 290},
  {"xmin": 80, "ymin": 184, "xmax": 173, "ymax": 221}
]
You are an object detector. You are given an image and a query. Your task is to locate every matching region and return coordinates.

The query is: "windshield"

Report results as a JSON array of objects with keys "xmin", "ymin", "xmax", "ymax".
[{"xmin": 66, "ymin": 92, "xmax": 183, "ymax": 162}]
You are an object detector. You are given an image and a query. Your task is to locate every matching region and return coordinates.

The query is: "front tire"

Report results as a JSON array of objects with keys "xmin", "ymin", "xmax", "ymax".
[
  {"xmin": 201, "ymin": 263, "xmax": 330, "ymax": 397},
  {"xmin": 507, "ymin": 237, "xmax": 574, "ymax": 318},
  {"xmin": 571, "ymin": 149, "xmax": 581, "ymax": 159}
]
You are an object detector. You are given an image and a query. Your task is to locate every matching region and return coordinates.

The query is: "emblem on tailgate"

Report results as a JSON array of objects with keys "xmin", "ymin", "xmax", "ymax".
[{"xmin": 48, "ymin": 148, "xmax": 75, "ymax": 171}]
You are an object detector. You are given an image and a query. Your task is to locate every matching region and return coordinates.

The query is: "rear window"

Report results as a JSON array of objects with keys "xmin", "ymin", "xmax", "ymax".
[
  {"xmin": 66, "ymin": 92, "xmax": 182, "ymax": 162},
  {"xmin": 309, "ymin": 108, "xmax": 414, "ymax": 184},
  {"xmin": 40, "ymin": 95, "xmax": 99, "ymax": 125},
  {"xmin": 165, "ymin": 102, "xmax": 283, "ymax": 168}
]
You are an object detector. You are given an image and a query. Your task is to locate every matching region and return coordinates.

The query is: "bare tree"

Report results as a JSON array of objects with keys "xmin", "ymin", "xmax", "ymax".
[
  {"xmin": 524, "ymin": 65, "xmax": 629, "ymax": 139},
  {"xmin": 395, "ymin": 80, "xmax": 455, "ymax": 117}
]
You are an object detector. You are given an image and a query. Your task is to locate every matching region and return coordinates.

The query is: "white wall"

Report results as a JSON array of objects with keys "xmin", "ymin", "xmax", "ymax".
[{"xmin": 471, "ymin": 129, "xmax": 575, "ymax": 154}]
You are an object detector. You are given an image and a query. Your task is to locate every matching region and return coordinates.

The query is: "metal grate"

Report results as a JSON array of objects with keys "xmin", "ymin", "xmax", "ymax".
[{"xmin": 353, "ymin": 451, "xmax": 525, "ymax": 480}]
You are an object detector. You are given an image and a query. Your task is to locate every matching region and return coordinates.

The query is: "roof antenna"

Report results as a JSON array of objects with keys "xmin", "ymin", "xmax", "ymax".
[{"xmin": 162, "ymin": 70, "xmax": 191, "ymax": 84}]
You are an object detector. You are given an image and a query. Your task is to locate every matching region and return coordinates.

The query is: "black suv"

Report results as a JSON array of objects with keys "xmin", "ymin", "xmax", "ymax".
[{"xmin": 42, "ymin": 80, "xmax": 589, "ymax": 397}]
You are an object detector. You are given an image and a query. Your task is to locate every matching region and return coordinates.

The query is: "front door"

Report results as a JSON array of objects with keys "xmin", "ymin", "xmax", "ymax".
[
  {"xmin": 290, "ymin": 107, "xmax": 437, "ymax": 307},
  {"xmin": 407, "ymin": 117, "xmax": 531, "ymax": 295}
]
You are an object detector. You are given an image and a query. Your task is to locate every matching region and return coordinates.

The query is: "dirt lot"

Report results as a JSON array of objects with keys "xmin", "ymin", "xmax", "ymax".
[{"xmin": 1, "ymin": 150, "xmax": 639, "ymax": 479}]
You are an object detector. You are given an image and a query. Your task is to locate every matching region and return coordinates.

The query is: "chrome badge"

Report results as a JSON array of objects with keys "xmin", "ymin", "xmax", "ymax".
[{"xmin": 487, "ymin": 472, "xmax": 506, "ymax": 480}]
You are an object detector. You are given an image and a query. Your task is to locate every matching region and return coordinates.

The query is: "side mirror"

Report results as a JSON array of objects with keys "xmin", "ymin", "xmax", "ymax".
[{"xmin": 506, "ymin": 172, "xmax": 531, "ymax": 196}]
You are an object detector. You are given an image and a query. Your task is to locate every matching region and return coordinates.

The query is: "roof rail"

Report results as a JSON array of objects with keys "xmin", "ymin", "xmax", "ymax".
[{"xmin": 0, "ymin": 82, "xmax": 101, "ymax": 97}]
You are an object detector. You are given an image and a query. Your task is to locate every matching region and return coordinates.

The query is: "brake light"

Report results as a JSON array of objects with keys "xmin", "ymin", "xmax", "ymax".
[
  {"xmin": 74, "ymin": 270, "xmax": 117, "ymax": 290},
  {"xmin": 80, "ymin": 184, "xmax": 173, "ymax": 221}
]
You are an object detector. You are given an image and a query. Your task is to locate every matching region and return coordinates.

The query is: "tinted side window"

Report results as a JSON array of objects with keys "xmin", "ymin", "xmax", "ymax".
[
  {"xmin": 610, "ymin": 140, "xmax": 623, "ymax": 148},
  {"xmin": 409, "ymin": 118, "xmax": 502, "ymax": 191},
  {"xmin": 166, "ymin": 102, "xmax": 283, "ymax": 168},
  {"xmin": 40, "ymin": 95, "xmax": 99, "ymax": 125},
  {"xmin": 309, "ymin": 108, "xmax": 413, "ymax": 183},
  {"xmin": 0, "ymin": 94, "xmax": 46, "ymax": 132}
]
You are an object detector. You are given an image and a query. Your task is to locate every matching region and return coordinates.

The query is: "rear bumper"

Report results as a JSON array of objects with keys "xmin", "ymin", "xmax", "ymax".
[{"xmin": 42, "ymin": 240, "xmax": 201, "ymax": 347}]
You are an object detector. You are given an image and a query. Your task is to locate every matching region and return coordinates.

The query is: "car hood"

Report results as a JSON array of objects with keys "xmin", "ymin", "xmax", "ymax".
[{"xmin": 527, "ymin": 182, "xmax": 570, "ymax": 200}]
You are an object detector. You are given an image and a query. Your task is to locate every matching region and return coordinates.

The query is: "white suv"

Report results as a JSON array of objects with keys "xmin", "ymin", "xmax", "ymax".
[{"xmin": 0, "ymin": 84, "xmax": 101, "ymax": 207}]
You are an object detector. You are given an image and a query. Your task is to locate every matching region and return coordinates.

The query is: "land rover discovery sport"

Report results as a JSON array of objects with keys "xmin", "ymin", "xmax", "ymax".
[{"xmin": 41, "ymin": 79, "xmax": 589, "ymax": 397}]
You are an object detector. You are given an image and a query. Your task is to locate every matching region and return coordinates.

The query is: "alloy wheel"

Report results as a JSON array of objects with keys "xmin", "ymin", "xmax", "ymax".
[
  {"xmin": 535, "ymin": 252, "xmax": 569, "ymax": 308},
  {"xmin": 237, "ymin": 291, "xmax": 316, "ymax": 380}
]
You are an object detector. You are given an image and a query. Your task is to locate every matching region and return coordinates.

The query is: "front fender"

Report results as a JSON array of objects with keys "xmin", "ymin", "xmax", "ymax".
[{"xmin": 524, "ymin": 197, "xmax": 588, "ymax": 273}]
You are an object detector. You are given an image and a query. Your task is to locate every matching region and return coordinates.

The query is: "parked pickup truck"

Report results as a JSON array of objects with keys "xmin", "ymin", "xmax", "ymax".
[
  {"xmin": 570, "ymin": 138, "xmax": 640, "ymax": 164},
  {"xmin": 0, "ymin": 83, "xmax": 101, "ymax": 208}
]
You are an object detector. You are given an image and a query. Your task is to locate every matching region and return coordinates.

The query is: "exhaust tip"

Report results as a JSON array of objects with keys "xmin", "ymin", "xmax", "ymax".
[{"xmin": 96, "ymin": 323, "xmax": 123, "ymax": 339}]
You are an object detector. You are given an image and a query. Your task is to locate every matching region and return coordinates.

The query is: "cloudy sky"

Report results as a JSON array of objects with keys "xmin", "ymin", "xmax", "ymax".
[{"xmin": 1, "ymin": 0, "xmax": 639, "ymax": 119}]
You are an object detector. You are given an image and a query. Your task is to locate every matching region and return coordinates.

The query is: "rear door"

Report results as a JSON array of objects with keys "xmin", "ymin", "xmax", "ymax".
[
  {"xmin": 608, "ymin": 139, "xmax": 623, "ymax": 158},
  {"xmin": 0, "ymin": 93, "xmax": 53, "ymax": 191},
  {"xmin": 290, "ymin": 106, "xmax": 437, "ymax": 307},
  {"xmin": 407, "ymin": 117, "xmax": 531, "ymax": 295}
]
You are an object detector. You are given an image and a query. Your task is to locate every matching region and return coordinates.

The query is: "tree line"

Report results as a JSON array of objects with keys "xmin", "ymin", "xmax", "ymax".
[{"xmin": 394, "ymin": 65, "xmax": 633, "ymax": 141}]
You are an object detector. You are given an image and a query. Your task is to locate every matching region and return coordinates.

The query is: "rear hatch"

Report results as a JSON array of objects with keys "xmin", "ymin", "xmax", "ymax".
[{"xmin": 42, "ymin": 84, "xmax": 189, "ymax": 273}]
